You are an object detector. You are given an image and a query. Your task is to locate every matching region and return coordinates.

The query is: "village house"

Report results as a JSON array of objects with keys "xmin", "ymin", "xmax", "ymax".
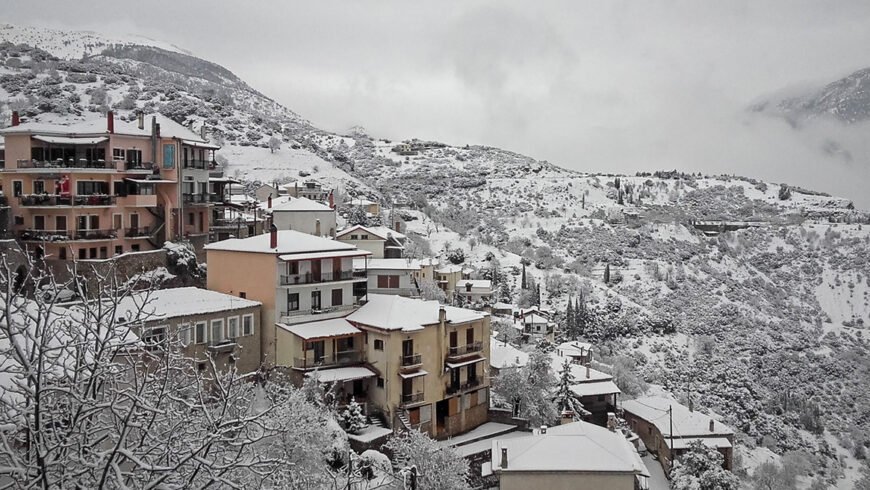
[
  {"xmin": 209, "ymin": 173, "xmax": 262, "ymax": 241},
  {"xmin": 517, "ymin": 312, "xmax": 555, "ymax": 341},
  {"xmin": 114, "ymin": 287, "xmax": 263, "ymax": 374},
  {"xmin": 434, "ymin": 264, "xmax": 473, "ymax": 299},
  {"xmin": 0, "ymin": 111, "xmax": 218, "ymax": 261},
  {"xmin": 489, "ymin": 337, "xmax": 529, "ymax": 377},
  {"xmin": 490, "ymin": 302, "xmax": 514, "ymax": 316},
  {"xmin": 354, "ymin": 257, "xmax": 422, "ymax": 297},
  {"xmin": 346, "ymin": 197, "xmax": 380, "ymax": 216},
  {"xmin": 204, "ymin": 226, "xmax": 371, "ymax": 367},
  {"xmin": 280, "ymin": 179, "xmax": 331, "ymax": 202},
  {"xmin": 551, "ymin": 356, "xmax": 621, "ymax": 426},
  {"xmin": 455, "ymin": 279, "xmax": 494, "ymax": 305},
  {"xmin": 555, "ymin": 340, "xmax": 594, "ymax": 365},
  {"xmin": 268, "ymin": 196, "xmax": 337, "ymax": 237},
  {"xmin": 253, "ymin": 183, "xmax": 277, "ymax": 203},
  {"xmin": 621, "ymin": 396, "xmax": 734, "ymax": 473},
  {"xmin": 489, "ymin": 422, "xmax": 649, "ymax": 490},
  {"xmin": 336, "ymin": 224, "xmax": 406, "ymax": 258}
]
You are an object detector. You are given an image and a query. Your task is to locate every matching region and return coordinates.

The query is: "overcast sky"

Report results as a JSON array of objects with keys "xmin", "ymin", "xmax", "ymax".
[{"xmin": 6, "ymin": 1, "xmax": 870, "ymax": 205}]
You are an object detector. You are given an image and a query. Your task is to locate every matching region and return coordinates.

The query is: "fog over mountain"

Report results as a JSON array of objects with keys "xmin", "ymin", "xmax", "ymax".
[{"xmin": 4, "ymin": 0, "xmax": 870, "ymax": 206}]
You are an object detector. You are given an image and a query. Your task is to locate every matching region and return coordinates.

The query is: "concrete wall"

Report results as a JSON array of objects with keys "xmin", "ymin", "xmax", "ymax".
[
  {"xmin": 337, "ymin": 237, "xmax": 384, "ymax": 258},
  {"xmin": 498, "ymin": 471, "xmax": 635, "ymax": 490},
  {"xmin": 271, "ymin": 209, "xmax": 336, "ymax": 237}
]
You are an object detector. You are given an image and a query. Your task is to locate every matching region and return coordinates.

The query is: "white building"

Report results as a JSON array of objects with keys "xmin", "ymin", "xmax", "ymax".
[
  {"xmin": 336, "ymin": 224, "xmax": 406, "ymax": 259},
  {"xmin": 269, "ymin": 197, "xmax": 336, "ymax": 237},
  {"xmin": 456, "ymin": 279, "xmax": 493, "ymax": 305},
  {"xmin": 355, "ymin": 257, "xmax": 422, "ymax": 297}
]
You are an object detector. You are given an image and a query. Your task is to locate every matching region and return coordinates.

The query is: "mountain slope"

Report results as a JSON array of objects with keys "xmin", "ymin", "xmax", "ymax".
[{"xmin": 752, "ymin": 66, "xmax": 870, "ymax": 124}]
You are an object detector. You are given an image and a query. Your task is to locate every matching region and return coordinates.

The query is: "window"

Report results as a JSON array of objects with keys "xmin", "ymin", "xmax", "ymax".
[
  {"xmin": 242, "ymin": 314, "xmax": 254, "ymax": 336},
  {"xmin": 188, "ymin": 213, "xmax": 194, "ymax": 226},
  {"xmin": 178, "ymin": 324, "xmax": 191, "ymax": 347},
  {"xmin": 195, "ymin": 322, "xmax": 207, "ymax": 344},
  {"xmin": 126, "ymin": 149, "xmax": 142, "ymax": 165},
  {"xmin": 55, "ymin": 216, "xmax": 66, "ymax": 231},
  {"xmin": 142, "ymin": 326, "xmax": 167, "ymax": 351},
  {"xmin": 227, "ymin": 316, "xmax": 239, "ymax": 339},
  {"xmin": 113, "ymin": 148, "xmax": 126, "ymax": 161},
  {"xmin": 287, "ymin": 293, "xmax": 299, "ymax": 312},
  {"xmin": 376, "ymin": 377, "xmax": 384, "ymax": 388},
  {"xmin": 210, "ymin": 319, "xmax": 224, "ymax": 343},
  {"xmin": 287, "ymin": 261, "xmax": 299, "ymax": 275},
  {"xmin": 239, "ymin": 292, "xmax": 246, "ymax": 299},
  {"xmin": 131, "ymin": 244, "xmax": 140, "ymax": 252},
  {"xmin": 78, "ymin": 248, "xmax": 86, "ymax": 260},
  {"xmin": 33, "ymin": 180, "xmax": 45, "ymax": 194},
  {"xmin": 33, "ymin": 215, "xmax": 45, "ymax": 230},
  {"xmin": 77, "ymin": 181, "xmax": 108, "ymax": 195},
  {"xmin": 377, "ymin": 275, "xmax": 399, "ymax": 289},
  {"xmin": 374, "ymin": 339, "xmax": 384, "ymax": 351},
  {"xmin": 331, "ymin": 288, "xmax": 343, "ymax": 307},
  {"xmin": 311, "ymin": 291, "xmax": 321, "ymax": 310},
  {"xmin": 468, "ymin": 363, "xmax": 477, "ymax": 382},
  {"xmin": 162, "ymin": 144, "xmax": 175, "ymax": 168},
  {"xmin": 114, "ymin": 245, "xmax": 123, "ymax": 255},
  {"xmin": 350, "ymin": 234, "xmax": 358, "ymax": 239},
  {"xmin": 361, "ymin": 234, "xmax": 369, "ymax": 239},
  {"xmin": 12, "ymin": 181, "xmax": 22, "ymax": 197},
  {"xmin": 59, "ymin": 248, "xmax": 67, "ymax": 260}
]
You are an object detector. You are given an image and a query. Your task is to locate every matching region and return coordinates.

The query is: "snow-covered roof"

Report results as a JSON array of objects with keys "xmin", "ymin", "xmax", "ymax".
[
  {"xmin": 306, "ymin": 366, "xmax": 377, "ymax": 383},
  {"xmin": 550, "ymin": 355, "xmax": 612, "ymax": 383},
  {"xmin": 270, "ymin": 196, "xmax": 333, "ymax": 212},
  {"xmin": 435, "ymin": 264, "xmax": 464, "ymax": 274},
  {"xmin": 0, "ymin": 114, "xmax": 212, "ymax": 144},
  {"xmin": 458, "ymin": 280, "xmax": 492, "ymax": 291},
  {"xmin": 354, "ymin": 258, "xmax": 420, "ymax": 271},
  {"xmin": 666, "ymin": 437, "xmax": 733, "ymax": 450},
  {"xmin": 489, "ymin": 339, "xmax": 530, "ymax": 369},
  {"xmin": 114, "ymin": 287, "xmax": 260, "ymax": 323},
  {"xmin": 204, "ymin": 230, "xmax": 356, "ymax": 254},
  {"xmin": 518, "ymin": 306, "xmax": 550, "ymax": 317},
  {"xmin": 336, "ymin": 224, "xmax": 406, "ymax": 241},
  {"xmin": 347, "ymin": 294, "xmax": 486, "ymax": 332},
  {"xmin": 492, "ymin": 302, "xmax": 514, "ymax": 310},
  {"xmin": 277, "ymin": 318, "xmax": 360, "ymax": 340},
  {"xmin": 621, "ymin": 396, "xmax": 734, "ymax": 438},
  {"xmin": 258, "ymin": 195, "xmax": 293, "ymax": 211},
  {"xmin": 570, "ymin": 381, "xmax": 621, "ymax": 398},
  {"xmin": 280, "ymin": 249, "xmax": 370, "ymax": 262},
  {"xmin": 492, "ymin": 422, "xmax": 648, "ymax": 475},
  {"xmin": 556, "ymin": 341, "xmax": 593, "ymax": 358},
  {"xmin": 521, "ymin": 313, "xmax": 549, "ymax": 325}
]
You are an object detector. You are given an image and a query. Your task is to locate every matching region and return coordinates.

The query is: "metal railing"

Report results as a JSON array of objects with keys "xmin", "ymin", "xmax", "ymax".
[
  {"xmin": 125, "ymin": 227, "xmax": 151, "ymax": 238},
  {"xmin": 281, "ymin": 304, "xmax": 356, "ymax": 318},
  {"xmin": 293, "ymin": 350, "xmax": 364, "ymax": 369},
  {"xmin": 446, "ymin": 378, "xmax": 482, "ymax": 395},
  {"xmin": 182, "ymin": 193, "xmax": 209, "ymax": 204},
  {"xmin": 16, "ymin": 159, "xmax": 116, "ymax": 169},
  {"xmin": 182, "ymin": 159, "xmax": 212, "ymax": 170},
  {"xmin": 74, "ymin": 229, "xmax": 117, "ymax": 240},
  {"xmin": 400, "ymin": 392, "xmax": 424, "ymax": 407},
  {"xmin": 280, "ymin": 270, "xmax": 357, "ymax": 285},
  {"xmin": 18, "ymin": 194, "xmax": 115, "ymax": 207},
  {"xmin": 400, "ymin": 353, "xmax": 422, "ymax": 367},
  {"xmin": 17, "ymin": 229, "xmax": 117, "ymax": 241},
  {"xmin": 447, "ymin": 341, "xmax": 483, "ymax": 357}
]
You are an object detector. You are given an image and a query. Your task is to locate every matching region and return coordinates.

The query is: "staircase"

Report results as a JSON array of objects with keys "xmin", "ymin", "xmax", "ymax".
[
  {"xmin": 367, "ymin": 413, "xmax": 388, "ymax": 429},
  {"xmin": 396, "ymin": 409, "xmax": 412, "ymax": 431}
]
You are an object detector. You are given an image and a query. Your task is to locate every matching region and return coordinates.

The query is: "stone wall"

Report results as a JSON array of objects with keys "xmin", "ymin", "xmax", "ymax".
[
  {"xmin": 43, "ymin": 249, "xmax": 168, "ymax": 295},
  {"xmin": 487, "ymin": 408, "xmax": 529, "ymax": 430}
]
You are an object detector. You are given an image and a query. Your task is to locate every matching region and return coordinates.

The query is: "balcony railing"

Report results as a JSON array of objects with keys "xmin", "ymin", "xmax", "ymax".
[
  {"xmin": 446, "ymin": 378, "xmax": 482, "ymax": 395},
  {"xmin": 400, "ymin": 353, "xmax": 422, "ymax": 367},
  {"xmin": 281, "ymin": 304, "xmax": 357, "ymax": 319},
  {"xmin": 368, "ymin": 287, "xmax": 420, "ymax": 297},
  {"xmin": 182, "ymin": 193, "xmax": 209, "ymax": 204},
  {"xmin": 125, "ymin": 227, "xmax": 152, "ymax": 238},
  {"xmin": 211, "ymin": 218, "xmax": 241, "ymax": 228},
  {"xmin": 125, "ymin": 161, "xmax": 154, "ymax": 171},
  {"xmin": 400, "ymin": 392, "xmax": 425, "ymax": 407},
  {"xmin": 17, "ymin": 229, "xmax": 117, "ymax": 241},
  {"xmin": 182, "ymin": 159, "xmax": 212, "ymax": 170},
  {"xmin": 207, "ymin": 338, "xmax": 237, "ymax": 353},
  {"xmin": 18, "ymin": 194, "xmax": 116, "ymax": 207},
  {"xmin": 74, "ymin": 229, "xmax": 117, "ymax": 240},
  {"xmin": 280, "ymin": 270, "xmax": 357, "ymax": 285},
  {"xmin": 292, "ymin": 350, "xmax": 364, "ymax": 370},
  {"xmin": 16, "ymin": 159, "xmax": 116, "ymax": 170},
  {"xmin": 447, "ymin": 341, "xmax": 483, "ymax": 357}
]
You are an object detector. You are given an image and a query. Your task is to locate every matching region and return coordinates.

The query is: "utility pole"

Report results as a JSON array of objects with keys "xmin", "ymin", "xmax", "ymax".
[{"xmin": 669, "ymin": 405, "xmax": 674, "ymax": 470}]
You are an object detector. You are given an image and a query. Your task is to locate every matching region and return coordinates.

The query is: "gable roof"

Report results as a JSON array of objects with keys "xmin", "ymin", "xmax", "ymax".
[
  {"xmin": 492, "ymin": 422, "xmax": 648, "ymax": 475},
  {"xmin": 347, "ymin": 294, "xmax": 485, "ymax": 332},
  {"xmin": 0, "ymin": 113, "xmax": 210, "ymax": 143},
  {"xmin": 621, "ymin": 396, "xmax": 734, "ymax": 438},
  {"xmin": 336, "ymin": 224, "xmax": 405, "ymax": 241},
  {"xmin": 490, "ymin": 339, "xmax": 529, "ymax": 369},
  {"xmin": 114, "ymin": 287, "xmax": 260, "ymax": 323},
  {"xmin": 204, "ymin": 230, "xmax": 356, "ymax": 254},
  {"xmin": 270, "ymin": 196, "xmax": 333, "ymax": 212}
]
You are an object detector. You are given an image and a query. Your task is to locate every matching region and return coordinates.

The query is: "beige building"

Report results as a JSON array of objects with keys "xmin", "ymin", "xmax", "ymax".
[
  {"xmin": 336, "ymin": 224, "xmax": 406, "ymax": 259},
  {"xmin": 204, "ymin": 227, "xmax": 370, "ymax": 367},
  {"xmin": 280, "ymin": 179, "xmax": 330, "ymax": 201},
  {"xmin": 491, "ymin": 422, "xmax": 649, "ymax": 490},
  {"xmin": 269, "ymin": 197, "xmax": 336, "ymax": 237},
  {"xmin": 114, "ymin": 287, "xmax": 262, "ymax": 374},
  {"xmin": 455, "ymin": 279, "xmax": 493, "ymax": 305},
  {"xmin": 353, "ymin": 258, "xmax": 422, "ymax": 297}
]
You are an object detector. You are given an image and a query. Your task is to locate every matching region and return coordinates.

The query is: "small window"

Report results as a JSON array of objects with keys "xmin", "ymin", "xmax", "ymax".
[
  {"xmin": 239, "ymin": 292, "xmax": 246, "ymax": 299},
  {"xmin": 374, "ymin": 339, "xmax": 384, "ymax": 351},
  {"xmin": 350, "ymin": 234, "xmax": 358, "ymax": 240},
  {"xmin": 210, "ymin": 319, "xmax": 224, "ymax": 343},
  {"xmin": 114, "ymin": 246, "xmax": 123, "ymax": 255},
  {"xmin": 142, "ymin": 326, "xmax": 167, "ymax": 351},
  {"xmin": 242, "ymin": 314, "xmax": 254, "ymax": 336},
  {"xmin": 33, "ymin": 180, "xmax": 45, "ymax": 194},
  {"xmin": 287, "ymin": 293, "xmax": 299, "ymax": 312},
  {"xmin": 178, "ymin": 324, "xmax": 191, "ymax": 347},
  {"xmin": 227, "ymin": 316, "xmax": 239, "ymax": 339},
  {"xmin": 361, "ymin": 234, "xmax": 369, "ymax": 239},
  {"xmin": 112, "ymin": 148, "xmax": 126, "ymax": 161},
  {"xmin": 195, "ymin": 322, "xmax": 207, "ymax": 344},
  {"xmin": 376, "ymin": 377, "xmax": 384, "ymax": 388},
  {"xmin": 188, "ymin": 213, "xmax": 194, "ymax": 225}
]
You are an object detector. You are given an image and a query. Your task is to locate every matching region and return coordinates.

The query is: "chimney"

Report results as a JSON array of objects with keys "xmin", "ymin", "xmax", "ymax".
[
  {"xmin": 267, "ymin": 194, "xmax": 272, "ymax": 209},
  {"xmin": 328, "ymin": 190, "xmax": 335, "ymax": 209},
  {"xmin": 269, "ymin": 223, "xmax": 278, "ymax": 249},
  {"xmin": 107, "ymin": 110, "xmax": 114, "ymax": 133},
  {"xmin": 11, "ymin": 111, "xmax": 19, "ymax": 127},
  {"xmin": 607, "ymin": 412, "xmax": 617, "ymax": 432},
  {"xmin": 200, "ymin": 124, "xmax": 206, "ymax": 140},
  {"xmin": 155, "ymin": 123, "xmax": 161, "ymax": 137},
  {"xmin": 466, "ymin": 282, "xmax": 472, "ymax": 292},
  {"xmin": 540, "ymin": 425, "xmax": 547, "ymax": 435},
  {"xmin": 315, "ymin": 219, "xmax": 321, "ymax": 236},
  {"xmin": 709, "ymin": 420, "xmax": 715, "ymax": 432},
  {"xmin": 438, "ymin": 306, "xmax": 446, "ymax": 324},
  {"xmin": 500, "ymin": 448, "xmax": 508, "ymax": 469},
  {"xmin": 137, "ymin": 112, "xmax": 144, "ymax": 130},
  {"xmin": 585, "ymin": 364, "xmax": 590, "ymax": 379},
  {"xmin": 394, "ymin": 220, "xmax": 402, "ymax": 233}
]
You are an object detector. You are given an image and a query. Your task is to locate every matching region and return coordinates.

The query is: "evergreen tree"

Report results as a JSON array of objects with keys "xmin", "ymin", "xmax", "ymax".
[
  {"xmin": 521, "ymin": 263, "xmax": 527, "ymax": 289},
  {"xmin": 565, "ymin": 297, "xmax": 576, "ymax": 339},
  {"xmin": 554, "ymin": 358, "xmax": 585, "ymax": 417},
  {"xmin": 535, "ymin": 283, "xmax": 541, "ymax": 306},
  {"xmin": 617, "ymin": 190, "xmax": 624, "ymax": 205},
  {"xmin": 604, "ymin": 263, "xmax": 611, "ymax": 284},
  {"xmin": 339, "ymin": 397, "xmax": 367, "ymax": 434},
  {"xmin": 581, "ymin": 194, "xmax": 586, "ymax": 209},
  {"xmin": 614, "ymin": 177, "xmax": 621, "ymax": 190}
]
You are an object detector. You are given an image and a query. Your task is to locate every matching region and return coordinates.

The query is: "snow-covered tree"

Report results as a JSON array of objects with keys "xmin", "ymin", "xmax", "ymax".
[
  {"xmin": 670, "ymin": 441, "xmax": 739, "ymax": 490},
  {"xmin": 347, "ymin": 206, "xmax": 369, "ymax": 226},
  {"xmin": 340, "ymin": 397, "xmax": 367, "ymax": 434},
  {"xmin": 384, "ymin": 430, "xmax": 469, "ymax": 490},
  {"xmin": 554, "ymin": 358, "xmax": 584, "ymax": 418},
  {"xmin": 419, "ymin": 278, "xmax": 447, "ymax": 303},
  {"xmin": 269, "ymin": 136, "xmax": 282, "ymax": 153},
  {"xmin": 493, "ymin": 348, "xmax": 557, "ymax": 427}
]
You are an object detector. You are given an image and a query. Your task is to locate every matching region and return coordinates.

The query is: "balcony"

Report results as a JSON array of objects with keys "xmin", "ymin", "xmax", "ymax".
[
  {"xmin": 400, "ymin": 392, "xmax": 425, "ymax": 408},
  {"xmin": 117, "ymin": 194, "xmax": 158, "ymax": 207},
  {"xmin": 18, "ymin": 194, "xmax": 115, "ymax": 207},
  {"xmin": 182, "ymin": 193, "xmax": 209, "ymax": 204},
  {"xmin": 182, "ymin": 159, "xmax": 212, "ymax": 170},
  {"xmin": 280, "ymin": 304, "xmax": 357, "ymax": 323},
  {"xmin": 207, "ymin": 338, "xmax": 237, "ymax": 353},
  {"xmin": 445, "ymin": 377, "xmax": 483, "ymax": 396},
  {"xmin": 399, "ymin": 353, "xmax": 423, "ymax": 369},
  {"xmin": 74, "ymin": 229, "xmax": 117, "ymax": 240},
  {"xmin": 15, "ymin": 159, "xmax": 116, "ymax": 170},
  {"xmin": 211, "ymin": 218, "xmax": 241, "ymax": 229},
  {"xmin": 280, "ymin": 270, "xmax": 359, "ymax": 285},
  {"xmin": 368, "ymin": 287, "xmax": 420, "ymax": 297},
  {"xmin": 125, "ymin": 161, "xmax": 154, "ymax": 171},
  {"xmin": 17, "ymin": 229, "xmax": 117, "ymax": 241},
  {"xmin": 292, "ymin": 350, "xmax": 365, "ymax": 370},
  {"xmin": 447, "ymin": 341, "xmax": 483, "ymax": 359},
  {"xmin": 125, "ymin": 227, "xmax": 152, "ymax": 238}
]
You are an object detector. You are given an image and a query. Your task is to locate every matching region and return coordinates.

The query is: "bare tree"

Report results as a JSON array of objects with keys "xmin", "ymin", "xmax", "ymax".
[{"xmin": 268, "ymin": 136, "xmax": 282, "ymax": 154}]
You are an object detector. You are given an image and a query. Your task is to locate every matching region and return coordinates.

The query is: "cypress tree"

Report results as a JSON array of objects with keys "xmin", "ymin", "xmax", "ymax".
[
  {"xmin": 604, "ymin": 263, "xmax": 611, "ymax": 284},
  {"xmin": 521, "ymin": 263, "xmax": 527, "ymax": 289},
  {"xmin": 565, "ymin": 297, "xmax": 575, "ymax": 339}
]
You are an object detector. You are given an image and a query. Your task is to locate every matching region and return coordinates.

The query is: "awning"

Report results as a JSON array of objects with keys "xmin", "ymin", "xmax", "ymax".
[
  {"xmin": 399, "ymin": 370, "xmax": 428, "ymax": 379},
  {"xmin": 279, "ymin": 249, "xmax": 372, "ymax": 262},
  {"xmin": 181, "ymin": 139, "xmax": 220, "ymax": 150},
  {"xmin": 446, "ymin": 357, "xmax": 487, "ymax": 369},
  {"xmin": 33, "ymin": 135, "xmax": 108, "ymax": 145},
  {"xmin": 570, "ymin": 380, "xmax": 622, "ymax": 398},
  {"xmin": 125, "ymin": 178, "xmax": 176, "ymax": 184},
  {"xmin": 305, "ymin": 366, "xmax": 377, "ymax": 383}
]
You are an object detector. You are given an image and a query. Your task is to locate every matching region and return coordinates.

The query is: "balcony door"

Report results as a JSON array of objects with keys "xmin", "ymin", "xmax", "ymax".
[
  {"xmin": 450, "ymin": 367, "xmax": 460, "ymax": 391},
  {"xmin": 311, "ymin": 290, "xmax": 322, "ymax": 310},
  {"xmin": 402, "ymin": 378, "xmax": 413, "ymax": 398},
  {"xmin": 466, "ymin": 327, "xmax": 474, "ymax": 347},
  {"xmin": 333, "ymin": 257, "xmax": 342, "ymax": 279},
  {"xmin": 449, "ymin": 331, "xmax": 457, "ymax": 350},
  {"xmin": 311, "ymin": 260, "xmax": 322, "ymax": 282},
  {"xmin": 129, "ymin": 213, "xmax": 139, "ymax": 232},
  {"xmin": 402, "ymin": 339, "xmax": 413, "ymax": 359}
]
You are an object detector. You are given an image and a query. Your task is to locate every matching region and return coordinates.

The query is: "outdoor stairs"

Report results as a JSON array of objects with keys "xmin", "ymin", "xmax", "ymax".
[
  {"xmin": 396, "ymin": 409, "xmax": 412, "ymax": 431},
  {"xmin": 367, "ymin": 413, "xmax": 388, "ymax": 429}
]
